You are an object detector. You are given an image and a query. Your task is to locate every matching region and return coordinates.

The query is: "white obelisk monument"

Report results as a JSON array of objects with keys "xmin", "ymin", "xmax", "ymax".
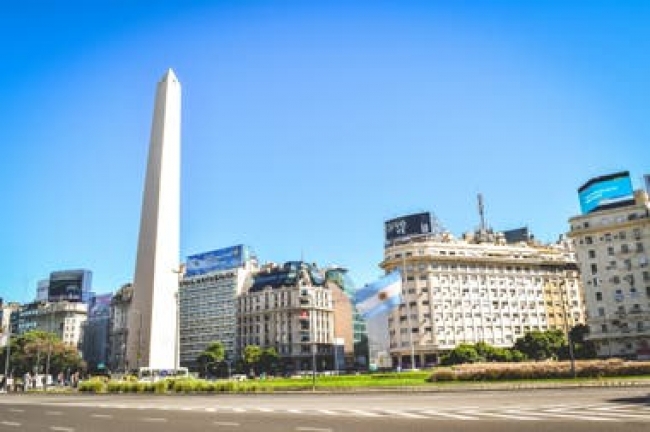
[{"xmin": 126, "ymin": 69, "xmax": 181, "ymax": 371}]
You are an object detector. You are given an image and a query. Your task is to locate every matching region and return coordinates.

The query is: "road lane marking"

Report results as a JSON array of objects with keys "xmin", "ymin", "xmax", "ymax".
[
  {"xmin": 382, "ymin": 409, "xmax": 427, "ymax": 419},
  {"xmin": 8, "ymin": 409, "xmax": 24, "ymax": 413},
  {"xmin": 90, "ymin": 414, "xmax": 113, "ymax": 419},
  {"xmin": 419, "ymin": 410, "xmax": 479, "ymax": 420},
  {"xmin": 1, "ymin": 421, "xmax": 21, "ymax": 427},
  {"xmin": 232, "ymin": 408, "xmax": 246, "ymax": 413},
  {"xmin": 205, "ymin": 407, "xmax": 217, "ymax": 412},
  {"xmin": 582, "ymin": 410, "xmax": 650, "ymax": 420},
  {"xmin": 141, "ymin": 417, "xmax": 168, "ymax": 422},
  {"xmin": 214, "ymin": 421, "xmax": 240, "ymax": 427},
  {"xmin": 318, "ymin": 410, "xmax": 337, "ymax": 415},
  {"xmin": 295, "ymin": 428, "xmax": 332, "ymax": 432},
  {"xmin": 348, "ymin": 409, "xmax": 382, "ymax": 417},
  {"xmin": 288, "ymin": 409, "xmax": 303, "ymax": 414},
  {"xmin": 50, "ymin": 427, "xmax": 75, "ymax": 432},
  {"xmin": 539, "ymin": 411, "xmax": 620, "ymax": 422},
  {"xmin": 257, "ymin": 408, "xmax": 273, "ymax": 413},
  {"xmin": 469, "ymin": 410, "xmax": 542, "ymax": 421},
  {"xmin": 46, "ymin": 411, "xmax": 63, "ymax": 416}
]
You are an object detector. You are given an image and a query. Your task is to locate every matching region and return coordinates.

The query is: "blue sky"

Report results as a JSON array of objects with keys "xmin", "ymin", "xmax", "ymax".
[{"xmin": 1, "ymin": 0, "xmax": 648, "ymax": 302}]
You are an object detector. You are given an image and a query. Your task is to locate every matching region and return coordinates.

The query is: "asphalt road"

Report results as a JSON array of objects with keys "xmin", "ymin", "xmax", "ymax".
[{"xmin": 0, "ymin": 387, "xmax": 648, "ymax": 432}]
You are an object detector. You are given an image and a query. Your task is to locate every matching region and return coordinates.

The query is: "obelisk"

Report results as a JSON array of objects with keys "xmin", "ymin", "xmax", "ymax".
[{"xmin": 126, "ymin": 69, "xmax": 181, "ymax": 371}]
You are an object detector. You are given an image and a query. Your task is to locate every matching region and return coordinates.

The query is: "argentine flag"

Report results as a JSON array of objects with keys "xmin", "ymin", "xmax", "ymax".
[{"xmin": 355, "ymin": 270, "xmax": 403, "ymax": 319}]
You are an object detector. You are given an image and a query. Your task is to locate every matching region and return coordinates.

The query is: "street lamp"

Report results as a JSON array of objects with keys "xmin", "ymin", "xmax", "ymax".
[{"xmin": 558, "ymin": 279, "xmax": 576, "ymax": 378}]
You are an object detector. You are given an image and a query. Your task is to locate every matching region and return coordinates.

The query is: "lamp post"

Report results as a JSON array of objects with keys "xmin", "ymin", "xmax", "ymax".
[{"xmin": 559, "ymin": 279, "xmax": 576, "ymax": 378}]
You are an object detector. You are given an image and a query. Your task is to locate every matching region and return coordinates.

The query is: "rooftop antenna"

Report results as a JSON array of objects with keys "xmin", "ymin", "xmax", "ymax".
[{"xmin": 478, "ymin": 193, "xmax": 487, "ymax": 231}]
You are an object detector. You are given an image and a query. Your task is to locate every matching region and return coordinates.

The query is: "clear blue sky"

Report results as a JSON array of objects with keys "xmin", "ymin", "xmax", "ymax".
[{"xmin": 1, "ymin": 0, "xmax": 648, "ymax": 303}]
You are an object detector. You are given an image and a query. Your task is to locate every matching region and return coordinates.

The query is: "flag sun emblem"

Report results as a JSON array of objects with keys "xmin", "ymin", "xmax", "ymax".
[{"xmin": 378, "ymin": 291, "xmax": 388, "ymax": 301}]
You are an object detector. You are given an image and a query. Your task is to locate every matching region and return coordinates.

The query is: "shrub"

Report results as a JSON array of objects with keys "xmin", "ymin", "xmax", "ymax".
[
  {"xmin": 79, "ymin": 378, "xmax": 106, "ymax": 393},
  {"xmin": 427, "ymin": 368, "xmax": 455, "ymax": 382},
  {"xmin": 427, "ymin": 360, "xmax": 650, "ymax": 382},
  {"xmin": 154, "ymin": 379, "xmax": 168, "ymax": 394}
]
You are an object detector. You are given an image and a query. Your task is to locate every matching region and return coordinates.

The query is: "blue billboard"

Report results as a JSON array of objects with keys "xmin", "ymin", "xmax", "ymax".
[
  {"xmin": 578, "ymin": 171, "xmax": 633, "ymax": 214},
  {"xmin": 185, "ymin": 245, "xmax": 248, "ymax": 276}
]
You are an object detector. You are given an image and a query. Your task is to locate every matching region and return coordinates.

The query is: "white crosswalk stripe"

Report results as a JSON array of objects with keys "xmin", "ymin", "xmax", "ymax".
[
  {"xmin": 347, "ymin": 409, "xmax": 383, "ymax": 417},
  {"xmin": 419, "ymin": 410, "xmax": 479, "ymax": 420},
  {"xmin": 465, "ymin": 410, "xmax": 543, "ymax": 421},
  {"xmin": 381, "ymin": 409, "xmax": 428, "ymax": 419}
]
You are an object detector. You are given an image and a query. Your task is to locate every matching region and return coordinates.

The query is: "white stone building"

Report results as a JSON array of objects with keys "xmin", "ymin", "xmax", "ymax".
[
  {"xmin": 382, "ymin": 228, "xmax": 584, "ymax": 367},
  {"xmin": 568, "ymin": 188, "xmax": 650, "ymax": 359}
]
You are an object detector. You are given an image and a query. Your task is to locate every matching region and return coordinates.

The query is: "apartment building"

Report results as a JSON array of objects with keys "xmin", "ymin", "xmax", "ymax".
[
  {"xmin": 17, "ymin": 301, "xmax": 88, "ymax": 348},
  {"xmin": 237, "ymin": 261, "xmax": 355, "ymax": 373},
  {"xmin": 107, "ymin": 283, "xmax": 133, "ymax": 372},
  {"xmin": 569, "ymin": 175, "xmax": 650, "ymax": 359},
  {"xmin": 179, "ymin": 245, "xmax": 257, "ymax": 370},
  {"xmin": 381, "ymin": 212, "xmax": 584, "ymax": 368}
]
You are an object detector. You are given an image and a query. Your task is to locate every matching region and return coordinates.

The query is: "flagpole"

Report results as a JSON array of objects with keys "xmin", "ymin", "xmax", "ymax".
[{"xmin": 401, "ymin": 253, "xmax": 416, "ymax": 370}]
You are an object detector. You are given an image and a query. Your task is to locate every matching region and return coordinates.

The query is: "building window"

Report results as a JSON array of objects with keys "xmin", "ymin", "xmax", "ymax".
[
  {"xmin": 588, "ymin": 250, "xmax": 596, "ymax": 259},
  {"xmin": 637, "ymin": 242, "xmax": 645, "ymax": 253},
  {"xmin": 595, "ymin": 292, "xmax": 603, "ymax": 301},
  {"xmin": 591, "ymin": 264, "xmax": 598, "ymax": 275}
]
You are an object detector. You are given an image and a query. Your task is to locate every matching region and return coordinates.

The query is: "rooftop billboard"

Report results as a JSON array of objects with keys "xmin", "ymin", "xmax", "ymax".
[
  {"xmin": 48, "ymin": 270, "xmax": 91, "ymax": 303},
  {"xmin": 385, "ymin": 212, "xmax": 432, "ymax": 242},
  {"xmin": 185, "ymin": 245, "xmax": 248, "ymax": 277},
  {"xmin": 578, "ymin": 171, "xmax": 634, "ymax": 214}
]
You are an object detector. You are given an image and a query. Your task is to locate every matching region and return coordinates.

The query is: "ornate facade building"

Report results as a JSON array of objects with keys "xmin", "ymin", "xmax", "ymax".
[{"xmin": 382, "ymin": 217, "xmax": 584, "ymax": 368}]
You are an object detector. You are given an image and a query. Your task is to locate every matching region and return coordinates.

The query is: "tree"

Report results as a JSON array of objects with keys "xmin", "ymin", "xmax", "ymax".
[
  {"xmin": 260, "ymin": 347, "xmax": 279, "ymax": 375},
  {"xmin": 242, "ymin": 345, "xmax": 262, "ymax": 377},
  {"xmin": 440, "ymin": 344, "xmax": 482, "ymax": 366},
  {"xmin": 196, "ymin": 341, "xmax": 225, "ymax": 378},
  {"xmin": 475, "ymin": 342, "xmax": 513, "ymax": 362},
  {"xmin": 569, "ymin": 324, "xmax": 597, "ymax": 359},
  {"xmin": 513, "ymin": 330, "xmax": 566, "ymax": 361},
  {"xmin": 7, "ymin": 330, "xmax": 84, "ymax": 378}
]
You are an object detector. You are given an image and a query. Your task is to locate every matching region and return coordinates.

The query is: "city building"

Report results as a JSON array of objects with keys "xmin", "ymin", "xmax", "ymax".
[
  {"xmin": 81, "ymin": 293, "xmax": 112, "ymax": 372},
  {"xmin": 323, "ymin": 267, "xmax": 368, "ymax": 369},
  {"xmin": 127, "ymin": 69, "xmax": 182, "ymax": 370},
  {"xmin": 381, "ymin": 211, "xmax": 584, "ymax": 368},
  {"xmin": 179, "ymin": 245, "xmax": 258, "ymax": 371},
  {"xmin": 568, "ymin": 171, "xmax": 650, "ymax": 359},
  {"xmin": 237, "ymin": 261, "xmax": 355, "ymax": 374},
  {"xmin": 36, "ymin": 279, "xmax": 49, "ymax": 302},
  {"xmin": 16, "ymin": 301, "xmax": 87, "ymax": 347},
  {"xmin": 107, "ymin": 284, "xmax": 133, "ymax": 372},
  {"xmin": 0, "ymin": 301, "xmax": 20, "ymax": 343}
]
